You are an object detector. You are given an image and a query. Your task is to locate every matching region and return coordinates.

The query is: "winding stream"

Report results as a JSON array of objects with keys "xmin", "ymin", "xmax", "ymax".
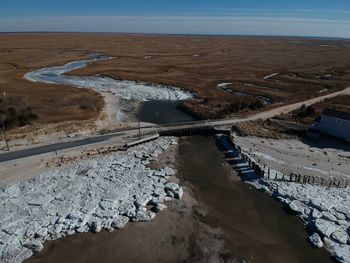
[{"xmin": 24, "ymin": 56, "xmax": 192, "ymax": 102}]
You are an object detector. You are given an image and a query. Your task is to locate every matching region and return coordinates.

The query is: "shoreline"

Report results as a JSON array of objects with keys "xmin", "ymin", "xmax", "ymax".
[
  {"xmin": 0, "ymin": 137, "xmax": 184, "ymax": 263},
  {"xmin": 218, "ymin": 134, "xmax": 350, "ymax": 263}
]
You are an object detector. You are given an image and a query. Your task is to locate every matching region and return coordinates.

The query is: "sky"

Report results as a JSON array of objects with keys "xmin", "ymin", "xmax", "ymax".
[{"xmin": 1, "ymin": 0, "xmax": 350, "ymax": 38}]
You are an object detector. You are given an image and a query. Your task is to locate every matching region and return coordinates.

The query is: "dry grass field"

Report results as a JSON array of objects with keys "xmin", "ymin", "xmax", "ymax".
[{"xmin": 1, "ymin": 33, "xmax": 350, "ymax": 133}]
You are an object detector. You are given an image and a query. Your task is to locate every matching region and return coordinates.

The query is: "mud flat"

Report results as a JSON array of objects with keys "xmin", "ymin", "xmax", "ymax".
[{"xmin": 0, "ymin": 137, "xmax": 183, "ymax": 263}]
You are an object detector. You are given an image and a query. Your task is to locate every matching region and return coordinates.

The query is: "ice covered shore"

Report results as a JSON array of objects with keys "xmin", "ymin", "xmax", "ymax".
[
  {"xmin": 252, "ymin": 181, "xmax": 350, "ymax": 262},
  {"xmin": 218, "ymin": 135, "xmax": 350, "ymax": 263},
  {"xmin": 0, "ymin": 137, "xmax": 182, "ymax": 263}
]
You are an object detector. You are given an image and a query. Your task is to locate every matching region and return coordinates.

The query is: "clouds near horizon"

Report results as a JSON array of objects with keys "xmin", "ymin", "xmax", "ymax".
[{"xmin": 1, "ymin": 1, "xmax": 350, "ymax": 38}]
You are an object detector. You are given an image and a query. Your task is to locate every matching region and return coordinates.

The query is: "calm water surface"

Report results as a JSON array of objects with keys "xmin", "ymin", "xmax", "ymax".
[{"xmin": 179, "ymin": 135, "xmax": 332, "ymax": 263}]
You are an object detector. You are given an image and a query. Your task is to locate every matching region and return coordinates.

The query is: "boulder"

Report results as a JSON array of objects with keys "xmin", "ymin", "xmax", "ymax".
[
  {"xmin": 67, "ymin": 230, "xmax": 75, "ymax": 236},
  {"xmin": 314, "ymin": 219, "xmax": 339, "ymax": 238},
  {"xmin": 164, "ymin": 167, "xmax": 176, "ymax": 176},
  {"xmin": 164, "ymin": 182, "xmax": 179, "ymax": 193},
  {"xmin": 154, "ymin": 170, "xmax": 166, "ymax": 178},
  {"xmin": 331, "ymin": 230, "xmax": 349, "ymax": 244},
  {"xmin": 289, "ymin": 200, "xmax": 307, "ymax": 214},
  {"xmin": 35, "ymin": 228, "xmax": 48, "ymax": 239},
  {"xmin": 24, "ymin": 239, "xmax": 44, "ymax": 252},
  {"xmin": 153, "ymin": 203, "xmax": 167, "ymax": 213},
  {"xmin": 111, "ymin": 215, "xmax": 129, "ymax": 229},
  {"xmin": 309, "ymin": 233, "xmax": 323, "ymax": 248},
  {"xmin": 322, "ymin": 211, "xmax": 337, "ymax": 222},
  {"xmin": 311, "ymin": 208, "xmax": 323, "ymax": 219},
  {"xmin": 91, "ymin": 219, "xmax": 102, "ymax": 233},
  {"xmin": 133, "ymin": 210, "xmax": 156, "ymax": 222}
]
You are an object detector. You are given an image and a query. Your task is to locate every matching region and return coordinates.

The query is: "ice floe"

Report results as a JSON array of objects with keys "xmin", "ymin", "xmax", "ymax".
[{"xmin": 0, "ymin": 137, "xmax": 182, "ymax": 263}]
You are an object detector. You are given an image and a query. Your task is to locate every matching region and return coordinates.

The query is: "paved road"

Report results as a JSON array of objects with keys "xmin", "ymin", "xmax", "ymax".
[
  {"xmin": 1, "ymin": 87, "xmax": 349, "ymax": 163},
  {"xmin": 0, "ymin": 132, "xmax": 125, "ymax": 163}
]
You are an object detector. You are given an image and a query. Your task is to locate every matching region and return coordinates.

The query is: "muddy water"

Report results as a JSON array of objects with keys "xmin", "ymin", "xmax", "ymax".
[
  {"xmin": 140, "ymin": 100, "xmax": 195, "ymax": 124},
  {"xmin": 179, "ymin": 135, "xmax": 332, "ymax": 263}
]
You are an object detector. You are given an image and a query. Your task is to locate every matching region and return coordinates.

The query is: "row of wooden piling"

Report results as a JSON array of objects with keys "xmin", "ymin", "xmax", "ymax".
[{"xmin": 235, "ymin": 144, "xmax": 349, "ymax": 188}]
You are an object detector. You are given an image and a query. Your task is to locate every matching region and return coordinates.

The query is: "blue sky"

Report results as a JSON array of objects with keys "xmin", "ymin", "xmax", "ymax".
[{"xmin": 1, "ymin": 0, "xmax": 350, "ymax": 38}]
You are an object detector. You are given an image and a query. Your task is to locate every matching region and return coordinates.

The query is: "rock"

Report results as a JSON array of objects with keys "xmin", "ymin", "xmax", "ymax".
[
  {"xmin": 54, "ymin": 224, "xmax": 64, "ymax": 234},
  {"xmin": 67, "ymin": 229, "xmax": 75, "ymax": 236},
  {"xmin": 310, "ymin": 200, "xmax": 333, "ymax": 212},
  {"xmin": 333, "ymin": 211, "xmax": 347, "ymax": 221},
  {"xmin": 331, "ymin": 230, "xmax": 349, "ymax": 244},
  {"xmin": 324, "ymin": 237, "xmax": 350, "ymax": 263},
  {"xmin": 91, "ymin": 219, "xmax": 102, "ymax": 233},
  {"xmin": 35, "ymin": 228, "xmax": 48, "ymax": 239},
  {"xmin": 309, "ymin": 233, "xmax": 323, "ymax": 248},
  {"xmin": 164, "ymin": 182, "xmax": 179, "ymax": 192},
  {"xmin": 314, "ymin": 219, "xmax": 339, "ymax": 238},
  {"xmin": 311, "ymin": 208, "xmax": 323, "ymax": 219},
  {"xmin": 164, "ymin": 183, "xmax": 183, "ymax": 199},
  {"xmin": 67, "ymin": 211, "xmax": 85, "ymax": 221},
  {"xmin": 76, "ymin": 225, "xmax": 88, "ymax": 233},
  {"xmin": 176, "ymin": 187, "xmax": 184, "ymax": 199},
  {"xmin": 153, "ymin": 203, "xmax": 167, "ymax": 213},
  {"xmin": 133, "ymin": 210, "xmax": 156, "ymax": 222},
  {"xmin": 111, "ymin": 215, "xmax": 129, "ymax": 229},
  {"xmin": 289, "ymin": 200, "xmax": 307, "ymax": 214},
  {"xmin": 25, "ymin": 223, "xmax": 41, "ymax": 238},
  {"xmin": 164, "ymin": 167, "xmax": 176, "ymax": 176},
  {"xmin": 322, "ymin": 211, "xmax": 337, "ymax": 222},
  {"xmin": 24, "ymin": 239, "xmax": 44, "ymax": 252},
  {"xmin": 154, "ymin": 170, "xmax": 166, "ymax": 178},
  {"xmin": 166, "ymin": 190, "xmax": 175, "ymax": 198}
]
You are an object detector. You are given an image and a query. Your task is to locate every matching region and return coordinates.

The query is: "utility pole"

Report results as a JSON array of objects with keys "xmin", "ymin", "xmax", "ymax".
[
  {"xmin": 1, "ymin": 92, "xmax": 9, "ymax": 151},
  {"xmin": 138, "ymin": 103, "xmax": 141, "ymax": 140}
]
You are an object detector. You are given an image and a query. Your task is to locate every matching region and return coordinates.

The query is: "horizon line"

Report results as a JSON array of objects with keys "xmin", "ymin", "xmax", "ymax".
[{"xmin": 0, "ymin": 31, "xmax": 349, "ymax": 41}]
